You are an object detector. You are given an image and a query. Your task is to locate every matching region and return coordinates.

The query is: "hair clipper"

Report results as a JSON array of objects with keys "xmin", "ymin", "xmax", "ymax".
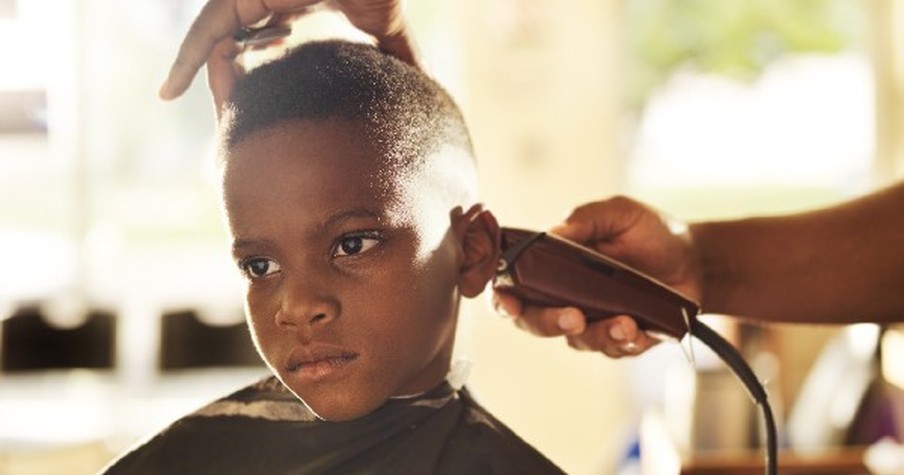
[
  {"xmin": 493, "ymin": 227, "xmax": 700, "ymax": 340},
  {"xmin": 493, "ymin": 228, "xmax": 779, "ymax": 474}
]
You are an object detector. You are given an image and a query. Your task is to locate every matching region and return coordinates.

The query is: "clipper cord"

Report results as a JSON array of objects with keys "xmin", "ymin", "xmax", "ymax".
[{"xmin": 690, "ymin": 319, "xmax": 778, "ymax": 475}]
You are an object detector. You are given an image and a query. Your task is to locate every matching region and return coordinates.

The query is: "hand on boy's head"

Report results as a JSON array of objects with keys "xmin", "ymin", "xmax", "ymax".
[{"xmin": 160, "ymin": 0, "xmax": 417, "ymax": 107}]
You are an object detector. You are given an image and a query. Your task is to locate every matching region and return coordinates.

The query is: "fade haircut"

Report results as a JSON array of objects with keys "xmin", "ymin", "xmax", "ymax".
[{"xmin": 220, "ymin": 40, "xmax": 474, "ymax": 172}]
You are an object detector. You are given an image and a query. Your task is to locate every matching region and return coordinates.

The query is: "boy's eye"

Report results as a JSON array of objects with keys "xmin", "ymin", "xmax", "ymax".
[
  {"xmin": 240, "ymin": 257, "xmax": 281, "ymax": 279},
  {"xmin": 333, "ymin": 233, "xmax": 382, "ymax": 257}
]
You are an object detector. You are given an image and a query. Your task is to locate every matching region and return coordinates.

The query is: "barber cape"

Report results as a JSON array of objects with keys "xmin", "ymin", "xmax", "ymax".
[{"xmin": 103, "ymin": 376, "xmax": 564, "ymax": 474}]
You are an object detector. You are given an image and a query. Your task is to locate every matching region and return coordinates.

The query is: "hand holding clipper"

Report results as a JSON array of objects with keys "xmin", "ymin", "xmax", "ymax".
[{"xmin": 493, "ymin": 227, "xmax": 699, "ymax": 340}]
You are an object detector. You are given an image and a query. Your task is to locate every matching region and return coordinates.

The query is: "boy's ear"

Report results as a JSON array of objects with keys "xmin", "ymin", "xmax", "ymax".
[{"xmin": 452, "ymin": 204, "xmax": 501, "ymax": 299}]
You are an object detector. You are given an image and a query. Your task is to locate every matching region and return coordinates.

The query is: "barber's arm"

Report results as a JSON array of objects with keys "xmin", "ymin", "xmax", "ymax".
[
  {"xmin": 159, "ymin": 0, "xmax": 417, "ymax": 111},
  {"xmin": 692, "ymin": 181, "xmax": 904, "ymax": 324},
  {"xmin": 495, "ymin": 182, "xmax": 904, "ymax": 355}
]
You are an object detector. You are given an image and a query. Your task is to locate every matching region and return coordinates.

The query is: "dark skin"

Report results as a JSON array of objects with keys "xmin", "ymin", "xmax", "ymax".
[
  {"xmin": 691, "ymin": 182, "xmax": 904, "ymax": 323},
  {"xmin": 171, "ymin": 0, "xmax": 904, "ymax": 361},
  {"xmin": 222, "ymin": 117, "xmax": 499, "ymax": 421}
]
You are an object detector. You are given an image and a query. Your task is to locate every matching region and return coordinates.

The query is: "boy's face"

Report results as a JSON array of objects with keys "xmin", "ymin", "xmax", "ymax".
[{"xmin": 222, "ymin": 118, "xmax": 462, "ymax": 421}]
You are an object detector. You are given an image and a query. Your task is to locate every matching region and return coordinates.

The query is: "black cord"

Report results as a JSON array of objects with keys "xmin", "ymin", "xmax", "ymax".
[{"xmin": 690, "ymin": 319, "xmax": 778, "ymax": 475}]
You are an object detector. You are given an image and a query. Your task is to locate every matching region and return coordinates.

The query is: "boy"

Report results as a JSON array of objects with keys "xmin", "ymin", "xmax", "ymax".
[{"xmin": 104, "ymin": 40, "xmax": 564, "ymax": 473}]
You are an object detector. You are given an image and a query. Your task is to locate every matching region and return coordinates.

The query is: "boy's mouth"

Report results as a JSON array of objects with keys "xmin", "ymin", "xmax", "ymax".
[{"xmin": 285, "ymin": 346, "xmax": 359, "ymax": 381}]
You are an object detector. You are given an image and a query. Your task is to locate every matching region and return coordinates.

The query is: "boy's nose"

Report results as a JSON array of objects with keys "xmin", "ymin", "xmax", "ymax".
[{"xmin": 275, "ymin": 277, "xmax": 338, "ymax": 329}]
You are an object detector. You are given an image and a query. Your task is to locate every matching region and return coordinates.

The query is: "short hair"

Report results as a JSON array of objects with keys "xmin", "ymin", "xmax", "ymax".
[{"xmin": 220, "ymin": 40, "xmax": 474, "ymax": 170}]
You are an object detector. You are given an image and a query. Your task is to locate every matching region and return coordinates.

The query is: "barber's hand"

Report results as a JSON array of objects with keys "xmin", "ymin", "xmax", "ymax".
[
  {"xmin": 492, "ymin": 196, "xmax": 703, "ymax": 358},
  {"xmin": 159, "ymin": 0, "xmax": 416, "ymax": 112}
]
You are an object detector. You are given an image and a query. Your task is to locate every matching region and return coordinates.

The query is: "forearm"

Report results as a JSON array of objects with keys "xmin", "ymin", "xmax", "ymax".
[{"xmin": 691, "ymin": 182, "xmax": 904, "ymax": 324}]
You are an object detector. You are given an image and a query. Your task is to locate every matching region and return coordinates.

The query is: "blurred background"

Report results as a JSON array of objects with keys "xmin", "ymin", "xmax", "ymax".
[{"xmin": 1, "ymin": 0, "xmax": 903, "ymax": 473}]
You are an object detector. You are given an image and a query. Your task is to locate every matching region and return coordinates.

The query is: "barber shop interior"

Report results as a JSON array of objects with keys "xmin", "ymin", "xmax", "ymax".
[{"xmin": 1, "ymin": 0, "xmax": 903, "ymax": 474}]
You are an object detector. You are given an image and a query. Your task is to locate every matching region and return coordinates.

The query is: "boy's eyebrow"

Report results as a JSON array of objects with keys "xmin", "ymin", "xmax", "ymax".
[
  {"xmin": 231, "ymin": 208, "xmax": 383, "ymax": 254},
  {"xmin": 323, "ymin": 208, "xmax": 382, "ymax": 229},
  {"xmin": 231, "ymin": 238, "xmax": 273, "ymax": 255}
]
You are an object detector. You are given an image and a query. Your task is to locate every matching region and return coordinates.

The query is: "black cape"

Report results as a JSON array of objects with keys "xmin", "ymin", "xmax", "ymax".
[{"xmin": 103, "ymin": 376, "xmax": 565, "ymax": 474}]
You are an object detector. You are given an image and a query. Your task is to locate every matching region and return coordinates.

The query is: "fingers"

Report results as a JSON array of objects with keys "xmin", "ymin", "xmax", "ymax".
[
  {"xmin": 552, "ymin": 196, "xmax": 643, "ymax": 245},
  {"xmin": 334, "ymin": 0, "xmax": 420, "ymax": 68},
  {"xmin": 491, "ymin": 291, "xmax": 586, "ymax": 337},
  {"xmin": 160, "ymin": 0, "xmax": 307, "ymax": 100},
  {"xmin": 162, "ymin": 0, "xmax": 419, "ymax": 101},
  {"xmin": 162, "ymin": 0, "xmax": 243, "ymax": 99},
  {"xmin": 490, "ymin": 291, "xmax": 659, "ymax": 358},
  {"xmin": 374, "ymin": 28, "xmax": 420, "ymax": 68},
  {"xmin": 566, "ymin": 315, "xmax": 660, "ymax": 358},
  {"xmin": 490, "ymin": 291, "xmax": 523, "ymax": 319},
  {"xmin": 206, "ymin": 38, "xmax": 244, "ymax": 119},
  {"xmin": 513, "ymin": 307, "xmax": 587, "ymax": 337}
]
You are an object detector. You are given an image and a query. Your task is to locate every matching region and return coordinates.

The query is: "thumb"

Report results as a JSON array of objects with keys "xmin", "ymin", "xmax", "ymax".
[{"xmin": 549, "ymin": 220, "xmax": 595, "ymax": 245}]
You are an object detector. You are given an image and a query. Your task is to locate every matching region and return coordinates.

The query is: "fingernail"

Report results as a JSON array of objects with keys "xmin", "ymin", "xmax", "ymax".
[
  {"xmin": 620, "ymin": 342, "xmax": 640, "ymax": 353},
  {"xmin": 491, "ymin": 294, "xmax": 511, "ymax": 318},
  {"xmin": 609, "ymin": 324, "xmax": 627, "ymax": 341},
  {"xmin": 550, "ymin": 223, "xmax": 568, "ymax": 234},
  {"xmin": 557, "ymin": 310, "xmax": 582, "ymax": 333},
  {"xmin": 158, "ymin": 79, "xmax": 172, "ymax": 99},
  {"xmin": 550, "ymin": 222, "xmax": 573, "ymax": 237}
]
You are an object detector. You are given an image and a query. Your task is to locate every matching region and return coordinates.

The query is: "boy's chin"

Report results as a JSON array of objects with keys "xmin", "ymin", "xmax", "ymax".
[
  {"xmin": 277, "ymin": 367, "xmax": 450, "ymax": 422},
  {"xmin": 307, "ymin": 402, "xmax": 385, "ymax": 422},
  {"xmin": 292, "ymin": 389, "xmax": 389, "ymax": 422}
]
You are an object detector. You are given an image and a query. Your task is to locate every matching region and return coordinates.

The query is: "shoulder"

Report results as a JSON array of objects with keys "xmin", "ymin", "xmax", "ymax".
[
  {"xmin": 101, "ymin": 376, "xmax": 313, "ymax": 474},
  {"xmin": 189, "ymin": 375, "xmax": 315, "ymax": 422},
  {"xmin": 438, "ymin": 387, "xmax": 565, "ymax": 475}
]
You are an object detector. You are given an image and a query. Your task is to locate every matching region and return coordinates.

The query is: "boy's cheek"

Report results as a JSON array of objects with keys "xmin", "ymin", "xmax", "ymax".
[{"xmin": 244, "ymin": 292, "xmax": 278, "ymax": 339}]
